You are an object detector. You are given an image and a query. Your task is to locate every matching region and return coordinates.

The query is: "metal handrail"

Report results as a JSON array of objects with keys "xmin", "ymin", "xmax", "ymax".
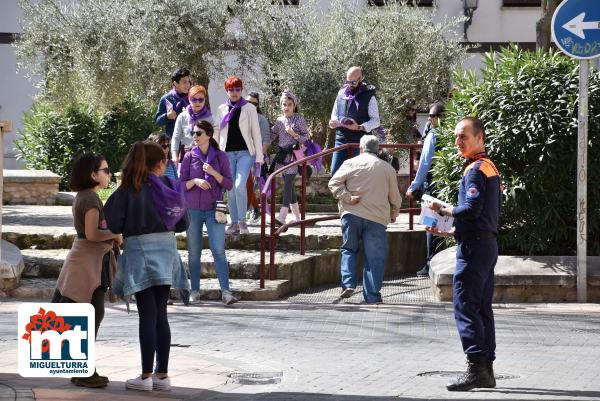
[{"xmin": 259, "ymin": 143, "xmax": 423, "ymax": 288}]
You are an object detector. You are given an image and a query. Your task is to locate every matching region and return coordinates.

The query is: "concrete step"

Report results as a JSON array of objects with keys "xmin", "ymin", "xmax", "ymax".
[
  {"xmin": 5, "ymin": 277, "xmax": 290, "ymax": 302},
  {"xmin": 430, "ymin": 246, "xmax": 600, "ymax": 302},
  {"xmin": 20, "ymin": 249, "xmax": 334, "ymax": 281}
]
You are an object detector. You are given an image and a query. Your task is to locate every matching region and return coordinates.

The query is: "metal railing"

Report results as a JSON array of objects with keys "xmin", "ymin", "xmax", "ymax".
[{"xmin": 258, "ymin": 143, "xmax": 422, "ymax": 288}]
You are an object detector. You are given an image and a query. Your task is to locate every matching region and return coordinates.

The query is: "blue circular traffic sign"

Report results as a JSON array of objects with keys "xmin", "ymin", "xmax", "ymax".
[{"xmin": 552, "ymin": 0, "xmax": 600, "ymax": 60}]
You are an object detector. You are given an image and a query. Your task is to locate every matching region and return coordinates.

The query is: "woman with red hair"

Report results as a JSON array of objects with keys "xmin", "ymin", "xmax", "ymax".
[
  {"xmin": 214, "ymin": 76, "xmax": 263, "ymax": 235},
  {"xmin": 171, "ymin": 85, "xmax": 214, "ymax": 163}
]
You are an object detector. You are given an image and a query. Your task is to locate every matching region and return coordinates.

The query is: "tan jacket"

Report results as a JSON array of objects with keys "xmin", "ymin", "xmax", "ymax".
[
  {"xmin": 214, "ymin": 103, "xmax": 264, "ymax": 161},
  {"xmin": 328, "ymin": 152, "xmax": 402, "ymax": 227},
  {"xmin": 56, "ymin": 239, "xmax": 116, "ymax": 303}
]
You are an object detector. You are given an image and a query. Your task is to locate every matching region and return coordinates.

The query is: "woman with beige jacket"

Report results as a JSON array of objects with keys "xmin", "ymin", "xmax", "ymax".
[{"xmin": 214, "ymin": 75, "xmax": 263, "ymax": 235}]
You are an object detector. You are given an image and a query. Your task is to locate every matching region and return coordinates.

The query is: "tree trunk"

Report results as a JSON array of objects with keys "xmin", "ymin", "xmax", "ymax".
[{"xmin": 536, "ymin": 0, "xmax": 560, "ymax": 52}]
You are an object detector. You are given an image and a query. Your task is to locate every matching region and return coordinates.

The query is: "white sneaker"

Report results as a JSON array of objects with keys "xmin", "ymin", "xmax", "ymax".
[
  {"xmin": 225, "ymin": 223, "xmax": 239, "ymax": 235},
  {"xmin": 222, "ymin": 290, "xmax": 238, "ymax": 306},
  {"xmin": 126, "ymin": 375, "xmax": 153, "ymax": 391},
  {"xmin": 152, "ymin": 374, "xmax": 171, "ymax": 391},
  {"xmin": 340, "ymin": 287, "xmax": 355, "ymax": 299},
  {"xmin": 238, "ymin": 221, "xmax": 249, "ymax": 234},
  {"xmin": 189, "ymin": 290, "xmax": 201, "ymax": 305}
]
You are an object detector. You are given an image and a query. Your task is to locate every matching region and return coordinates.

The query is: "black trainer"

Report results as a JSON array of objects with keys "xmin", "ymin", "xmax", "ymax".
[{"xmin": 446, "ymin": 355, "xmax": 495, "ymax": 391}]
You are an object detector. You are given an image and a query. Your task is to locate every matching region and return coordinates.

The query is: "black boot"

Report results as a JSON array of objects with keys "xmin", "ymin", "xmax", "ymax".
[{"xmin": 446, "ymin": 354, "xmax": 495, "ymax": 391}]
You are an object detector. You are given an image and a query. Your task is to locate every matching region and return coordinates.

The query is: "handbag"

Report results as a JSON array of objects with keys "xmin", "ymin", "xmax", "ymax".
[
  {"xmin": 292, "ymin": 143, "xmax": 306, "ymax": 162},
  {"xmin": 215, "ymin": 201, "xmax": 228, "ymax": 224}
]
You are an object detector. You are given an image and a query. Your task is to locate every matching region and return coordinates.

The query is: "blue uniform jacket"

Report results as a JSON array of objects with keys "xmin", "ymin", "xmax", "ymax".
[{"xmin": 453, "ymin": 155, "xmax": 501, "ymax": 235}]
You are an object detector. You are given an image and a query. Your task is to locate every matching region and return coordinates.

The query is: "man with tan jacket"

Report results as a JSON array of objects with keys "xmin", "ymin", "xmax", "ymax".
[{"xmin": 328, "ymin": 135, "xmax": 402, "ymax": 303}]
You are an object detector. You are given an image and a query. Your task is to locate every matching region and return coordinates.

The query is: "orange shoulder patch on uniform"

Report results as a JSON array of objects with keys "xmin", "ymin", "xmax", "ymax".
[
  {"xmin": 478, "ymin": 160, "xmax": 499, "ymax": 178},
  {"xmin": 463, "ymin": 159, "xmax": 499, "ymax": 178}
]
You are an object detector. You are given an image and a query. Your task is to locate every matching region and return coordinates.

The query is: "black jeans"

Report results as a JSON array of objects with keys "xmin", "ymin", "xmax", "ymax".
[
  {"xmin": 135, "ymin": 285, "xmax": 171, "ymax": 374},
  {"xmin": 52, "ymin": 287, "xmax": 105, "ymax": 337}
]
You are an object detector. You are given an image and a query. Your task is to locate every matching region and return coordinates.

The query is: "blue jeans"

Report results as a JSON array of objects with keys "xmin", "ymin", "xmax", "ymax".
[
  {"xmin": 226, "ymin": 150, "xmax": 254, "ymax": 224},
  {"xmin": 340, "ymin": 214, "xmax": 387, "ymax": 303},
  {"xmin": 186, "ymin": 209, "xmax": 230, "ymax": 291},
  {"xmin": 330, "ymin": 138, "xmax": 360, "ymax": 176}
]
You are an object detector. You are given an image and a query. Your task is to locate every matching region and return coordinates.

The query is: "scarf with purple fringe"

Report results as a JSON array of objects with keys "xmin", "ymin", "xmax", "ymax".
[
  {"xmin": 168, "ymin": 88, "xmax": 189, "ymax": 112},
  {"xmin": 192, "ymin": 145, "xmax": 223, "ymax": 201},
  {"xmin": 342, "ymin": 83, "xmax": 366, "ymax": 110},
  {"xmin": 186, "ymin": 105, "xmax": 212, "ymax": 130},
  {"xmin": 147, "ymin": 174, "xmax": 186, "ymax": 231},
  {"xmin": 220, "ymin": 98, "xmax": 248, "ymax": 130}
]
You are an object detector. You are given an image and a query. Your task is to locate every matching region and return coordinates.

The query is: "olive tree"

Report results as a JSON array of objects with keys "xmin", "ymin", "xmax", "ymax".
[
  {"xmin": 15, "ymin": 0, "xmax": 230, "ymax": 109},
  {"xmin": 231, "ymin": 0, "xmax": 466, "ymax": 147}
]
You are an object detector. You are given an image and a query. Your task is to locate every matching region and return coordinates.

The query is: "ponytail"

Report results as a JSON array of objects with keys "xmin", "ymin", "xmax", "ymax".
[
  {"xmin": 209, "ymin": 137, "xmax": 220, "ymax": 150},
  {"xmin": 121, "ymin": 141, "xmax": 166, "ymax": 192}
]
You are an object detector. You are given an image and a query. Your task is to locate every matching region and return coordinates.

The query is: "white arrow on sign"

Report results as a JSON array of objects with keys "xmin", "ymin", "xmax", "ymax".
[{"xmin": 562, "ymin": 12, "xmax": 600, "ymax": 40}]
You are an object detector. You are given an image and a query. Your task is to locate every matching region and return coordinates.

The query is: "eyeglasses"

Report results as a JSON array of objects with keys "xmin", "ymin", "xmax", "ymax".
[
  {"xmin": 161, "ymin": 144, "xmax": 171, "ymax": 149},
  {"xmin": 227, "ymin": 87, "xmax": 242, "ymax": 93},
  {"xmin": 96, "ymin": 167, "xmax": 110, "ymax": 175},
  {"xmin": 429, "ymin": 114, "xmax": 439, "ymax": 118},
  {"xmin": 193, "ymin": 130, "xmax": 207, "ymax": 136},
  {"xmin": 346, "ymin": 79, "xmax": 361, "ymax": 86},
  {"xmin": 191, "ymin": 97, "xmax": 205, "ymax": 103}
]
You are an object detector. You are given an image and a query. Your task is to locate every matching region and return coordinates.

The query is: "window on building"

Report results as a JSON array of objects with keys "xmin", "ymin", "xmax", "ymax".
[
  {"xmin": 502, "ymin": 0, "xmax": 541, "ymax": 6},
  {"xmin": 368, "ymin": 0, "xmax": 434, "ymax": 6}
]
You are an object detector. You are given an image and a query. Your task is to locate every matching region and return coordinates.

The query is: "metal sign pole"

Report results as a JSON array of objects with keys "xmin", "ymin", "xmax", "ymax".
[{"xmin": 577, "ymin": 59, "xmax": 589, "ymax": 303}]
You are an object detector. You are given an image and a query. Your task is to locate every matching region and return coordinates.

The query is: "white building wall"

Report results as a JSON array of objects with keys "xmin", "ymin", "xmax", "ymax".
[{"xmin": 0, "ymin": 0, "xmax": 37, "ymax": 168}]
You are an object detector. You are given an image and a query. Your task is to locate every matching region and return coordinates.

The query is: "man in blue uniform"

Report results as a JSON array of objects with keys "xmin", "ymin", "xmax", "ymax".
[{"xmin": 427, "ymin": 117, "xmax": 500, "ymax": 391}]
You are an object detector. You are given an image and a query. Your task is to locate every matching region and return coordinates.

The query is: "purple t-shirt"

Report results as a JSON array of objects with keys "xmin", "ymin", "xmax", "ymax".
[{"xmin": 179, "ymin": 146, "xmax": 233, "ymax": 210}]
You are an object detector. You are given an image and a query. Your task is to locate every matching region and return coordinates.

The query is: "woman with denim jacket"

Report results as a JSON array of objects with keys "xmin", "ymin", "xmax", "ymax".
[
  {"xmin": 179, "ymin": 120, "xmax": 237, "ymax": 306},
  {"xmin": 104, "ymin": 140, "xmax": 189, "ymax": 392}
]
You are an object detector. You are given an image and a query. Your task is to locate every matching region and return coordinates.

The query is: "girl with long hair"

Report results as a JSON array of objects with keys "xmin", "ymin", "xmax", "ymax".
[{"xmin": 104, "ymin": 141, "xmax": 189, "ymax": 392}]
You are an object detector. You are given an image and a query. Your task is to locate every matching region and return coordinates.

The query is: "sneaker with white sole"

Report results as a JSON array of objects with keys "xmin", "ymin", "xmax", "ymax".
[
  {"xmin": 222, "ymin": 290, "xmax": 238, "ymax": 306},
  {"xmin": 189, "ymin": 290, "xmax": 201, "ymax": 305},
  {"xmin": 340, "ymin": 287, "xmax": 355, "ymax": 299},
  {"xmin": 238, "ymin": 221, "xmax": 249, "ymax": 234},
  {"xmin": 225, "ymin": 223, "xmax": 239, "ymax": 235},
  {"xmin": 126, "ymin": 375, "xmax": 153, "ymax": 391},
  {"xmin": 152, "ymin": 375, "xmax": 171, "ymax": 391}
]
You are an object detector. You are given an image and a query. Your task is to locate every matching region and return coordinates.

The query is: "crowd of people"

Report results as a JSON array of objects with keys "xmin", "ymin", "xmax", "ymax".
[{"xmin": 51, "ymin": 65, "xmax": 500, "ymax": 393}]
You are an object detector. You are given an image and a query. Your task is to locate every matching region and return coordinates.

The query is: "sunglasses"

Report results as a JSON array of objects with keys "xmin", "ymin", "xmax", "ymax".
[
  {"xmin": 227, "ymin": 87, "xmax": 243, "ymax": 93},
  {"xmin": 346, "ymin": 79, "xmax": 361, "ymax": 86},
  {"xmin": 96, "ymin": 167, "xmax": 110, "ymax": 175},
  {"xmin": 193, "ymin": 130, "xmax": 208, "ymax": 136},
  {"xmin": 161, "ymin": 144, "xmax": 171, "ymax": 149},
  {"xmin": 191, "ymin": 97, "xmax": 205, "ymax": 103}
]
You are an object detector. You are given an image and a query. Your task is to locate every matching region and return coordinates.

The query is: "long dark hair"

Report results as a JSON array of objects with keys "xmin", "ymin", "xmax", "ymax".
[
  {"xmin": 120, "ymin": 141, "xmax": 166, "ymax": 192},
  {"xmin": 193, "ymin": 120, "xmax": 220, "ymax": 150}
]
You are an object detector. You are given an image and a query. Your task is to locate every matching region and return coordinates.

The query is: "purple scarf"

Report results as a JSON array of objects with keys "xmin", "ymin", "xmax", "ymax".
[
  {"xmin": 186, "ymin": 104, "xmax": 212, "ymax": 130},
  {"xmin": 169, "ymin": 88, "xmax": 189, "ymax": 111},
  {"xmin": 147, "ymin": 174, "xmax": 187, "ymax": 231},
  {"xmin": 342, "ymin": 83, "xmax": 366, "ymax": 110},
  {"xmin": 220, "ymin": 98, "xmax": 248, "ymax": 130},
  {"xmin": 192, "ymin": 146, "xmax": 223, "ymax": 201}
]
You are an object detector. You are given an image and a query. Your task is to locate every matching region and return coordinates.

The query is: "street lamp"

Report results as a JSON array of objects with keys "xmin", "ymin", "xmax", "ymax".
[{"xmin": 463, "ymin": 0, "xmax": 478, "ymax": 41}]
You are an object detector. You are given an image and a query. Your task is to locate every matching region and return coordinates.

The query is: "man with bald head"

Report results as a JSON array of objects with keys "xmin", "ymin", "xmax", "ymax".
[
  {"xmin": 427, "ymin": 117, "xmax": 500, "ymax": 392},
  {"xmin": 329, "ymin": 66, "xmax": 381, "ymax": 175}
]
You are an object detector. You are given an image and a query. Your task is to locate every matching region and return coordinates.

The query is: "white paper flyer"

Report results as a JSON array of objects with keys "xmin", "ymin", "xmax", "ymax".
[{"xmin": 419, "ymin": 194, "xmax": 454, "ymax": 232}]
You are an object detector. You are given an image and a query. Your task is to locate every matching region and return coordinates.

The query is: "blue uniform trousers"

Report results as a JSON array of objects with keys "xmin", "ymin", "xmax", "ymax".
[{"xmin": 453, "ymin": 236, "xmax": 497, "ymax": 361}]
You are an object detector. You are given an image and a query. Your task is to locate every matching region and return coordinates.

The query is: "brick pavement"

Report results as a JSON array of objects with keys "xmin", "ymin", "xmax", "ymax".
[{"xmin": 1, "ymin": 283, "xmax": 600, "ymax": 400}]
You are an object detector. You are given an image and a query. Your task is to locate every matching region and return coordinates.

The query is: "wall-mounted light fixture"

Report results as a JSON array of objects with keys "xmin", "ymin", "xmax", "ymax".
[{"xmin": 463, "ymin": 0, "xmax": 479, "ymax": 41}]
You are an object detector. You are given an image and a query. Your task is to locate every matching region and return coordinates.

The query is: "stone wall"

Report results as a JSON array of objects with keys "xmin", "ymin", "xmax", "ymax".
[{"xmin": 3, "ymin": 170, "xmax": 60, "ymax": 205}]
